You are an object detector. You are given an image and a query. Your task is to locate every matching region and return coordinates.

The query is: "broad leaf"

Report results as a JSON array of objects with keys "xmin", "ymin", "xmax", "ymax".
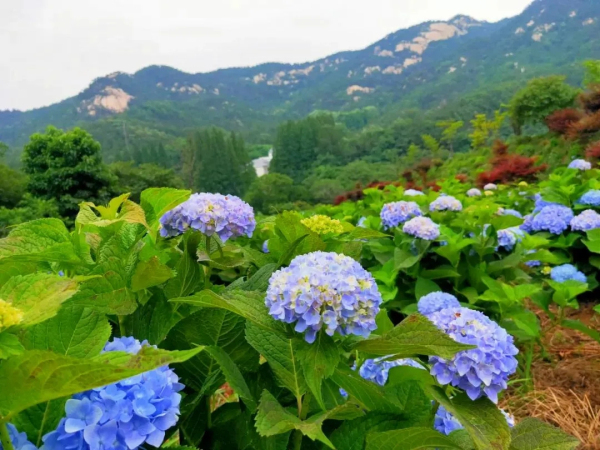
[
  {"xmin": 141, "ymin": 187, "xmax": 191, "ymax": 237},
  {"xmin": 0, "ymin": 332, "xmax": 24, "ymax": 360},
  {"xmin": 366, "ymin": 427, "xmax": 462, "ymax": 449},
  {"xmin": 13, "ymin": 399, "xmax": 66, "ymax": 447},
  {"xmin": 330, "ymin": 412, "xmax": 412, "ymax": 450},
  {"xmin": 131, "ymin": 256, "xmax": 175, "ymax": 292},
  {"xmin": 509, "ymin": 418, "xmax": 579, "ymax": 450},
  {"xmin": 297, "ymin": 333, "xmax": 340, "ymax": 410}
]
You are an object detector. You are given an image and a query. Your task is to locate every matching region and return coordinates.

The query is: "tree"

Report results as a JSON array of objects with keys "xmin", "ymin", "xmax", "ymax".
[
  {"xmin": 245, "ymin": 173, "xmax": 297, "ymax": 213},
  {"xmin": 436, "ymin": 120, "xmax": 464, "ymax": 152},
  {"xmin": 0, "ymin": 164, "xmax": 27, "ymax": 208},
  {"xmin": 583, "ymin": 60, "xmax": 600, "ymax": 88},
  {"xmin": 421, "ymin": 135, "xmax": 441, "ymax": 158},
  {"xmin": 508, "ymin": 76, "xmax": 579, "ymax": 134},
  {"xmin": 469, "ymin": 111, "xmax": 507, "ymax": 150},
  {"xmin": 22, "ymin": 126, "xmax": 115, "ymax": 219},
  {"xmin": 110, "ymin": 162, "xmax": 185, "ymax": 202}
]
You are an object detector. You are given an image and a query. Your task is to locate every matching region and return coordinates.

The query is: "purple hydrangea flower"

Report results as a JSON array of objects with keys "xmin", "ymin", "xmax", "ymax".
[
  {"xmin": 159, "ymin": 193, "xmax": 255, "ymax": 242},
  {"xmin": 525, "ymin": 250, "xmax": 541, "ymax": 267},
  {"xmin": 524, "ymin": 205, "xmax": 574, "ymax": 235},
  {"xmin": 484, "ymin": 183, "xmax": 498, "ymax": 191},
  {"xmin": 570, "ymin": 209, "xmax": 600, "ymax": 232},
  {"xmin": 418, "ymin": 292, "xmax": 460, "ymax": 316},
  {"xmin": 579, "ymin": 190, "xmax": 600, "ymax": 207},
  {"xmin": 429, "ymin": 196, "xmax": 462, "ymax": 212},
  {"xmin": 380, "ymin": 201, "xmax": 422, "ymax": 229},
  {"xmin": 428, "ymin": 307, "xmax": 518, "ymax": 403},
  {"xmin": 568, "ymin": 159, "xmax": 592, "ymax": 171},
  {"xmin": 403, "ymin": 217, "xmax": 440, "ymax": 240},
  {"xmin": 0, "ymin": 424, "xmax": 37, "ymax": 450},
  {"xmin": 262, "ymin": 240, "xmax": 270, "ymax": 253},
  {"xmin": 532, "ymin": 194, "xmax": 559, "ymax": 213},
  {"xmin": 359, "ymin": 357, "xmax": 423, "ymax": 386},
  {"xmin": 435, "ymin": 405, "xmax": 514, "ymax": 435},
  {"xmin": 265, "ymin": 252, "xmax": 382, "ymax": 343},
  {"xmin": 41, "ymin": 337, "xmax": 184, "ymax": 450},
  {"xmin": 500, "ymin": 208, "xmax": 523, "ymax": 218},
  {"xmin": 404, "ymin": 189, "xmax": 425, "ymax": 197},
  {"xmin": 467, "ymin": 188, "xmax": 482, "ymax": 197},
  {"xmin": 550, "ymin": 264, "xmax": 587, "ymax": 283},
  {"xmin": 497, "ymin": 227, "xmax": 525, "ymax": 251}
]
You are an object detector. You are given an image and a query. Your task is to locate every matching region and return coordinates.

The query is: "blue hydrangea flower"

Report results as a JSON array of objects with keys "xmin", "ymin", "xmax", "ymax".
[
  {"xmin": 579, "ymin": 190, "xmax": 600, "ymax": 207},
  {"xmin": 402, "ymin": 217, "xmax": 440, "ymax": 240},
  {"xmin": 0, "ymin": 424, "xmax": 37, "ymax": 450},
  {"xmin": 357, "ymin": 217, "xmax": 367, "ymax": 227},
  {"xmin": 262, "ymin": 240, "xmax": 270, "ymax": 253},
  {"xmin": 525, "ymin": 251, "xmax": 541, "ymax": 267},
  {"xmin": 41, "ymin": 337, "xmax": 184, "ymax": 450},
  {"xmin": 428, "ymin": 307, "xmax": 518, "ymax": 403},
  {"xmin": 571, "ymin": 209, "xmax": 600, "ymax": 232},
  {"xmin": 568, "ymin": 159, "xmax": 592, "ymax": 171},
  {"xmin": 418, "ymin": 292, "xmax": 460, "ymax": 316},
  {"xmin": 484, "ymin": 183, "xmax": 498, "ymax": 191},
  {"xmin": 467, "ymin": 188, "xmax": 482, "ymax": 197},
  {"xmin": 532, "ymin": 194, "xmax": 559, "ymax": 213},
  {"xmin": 380, "ymin": 201, "xmax": 422, "ymax": 229},
  {"xmin": 499, "ymin": 208, "xmax": 523, "ymax": 218},
  {"xmin": 550, "ymin": 264, "xmax": 587, "ymax": 283},
  {"xmin": 429, "ymin": 196, "xmax": 462, "ymax": 212},
  {"xmin": 523, "ymin": 205, "xmax": 574, "ymax": 235},
  {"xmin": 265, "ymin": 252, "xmax": 382, "ymax": 343},
  {"xmin": 497, "ymin": 227, "xmax": 525, "ymax": 251},
  {"xmin": 159, "ymin": 193, "xmax": 256, "ymax": 242},
  {"xmin": 404, "ymin": 189, "xmax": 424, "ymax": 197},
  {"xmin": 434, "ymin": 405, "xmax": 514, "ymax": 435},
  {"xmin": 359, "ymin": 357, "xmax": 423, "ymax": 386}
]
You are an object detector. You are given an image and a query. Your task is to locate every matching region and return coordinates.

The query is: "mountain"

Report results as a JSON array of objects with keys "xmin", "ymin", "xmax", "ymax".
[{"xmin": 1, "ymin": 0, "xmax": 599, "ymax": 163}]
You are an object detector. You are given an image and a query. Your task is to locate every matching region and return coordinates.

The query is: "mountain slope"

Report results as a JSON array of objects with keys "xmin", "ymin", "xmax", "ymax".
[{"xmin": 1, "ymin": 0, "xmax": 599, "ymax": 161}]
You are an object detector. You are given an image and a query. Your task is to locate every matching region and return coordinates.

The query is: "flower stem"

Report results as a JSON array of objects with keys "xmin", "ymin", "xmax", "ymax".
[
  {"xmin": 118, "ymin": 315, "xmax": 126, "ymax": 337},
  {"xmin": 204, "ymin": 235, "xmax": 212, "ymax": 290},
  {"xmin": 0, "ymin": 422, "xmax": 15, "ymax": 450},
  {"xmin": 206, "ymin": 396, "xmax": 212, "ymax": 429}
]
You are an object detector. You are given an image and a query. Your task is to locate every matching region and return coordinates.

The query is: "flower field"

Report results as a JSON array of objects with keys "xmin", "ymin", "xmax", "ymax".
[{"xmin": 1, "ymin": 160, "xmax": 599, "ymax": 449}]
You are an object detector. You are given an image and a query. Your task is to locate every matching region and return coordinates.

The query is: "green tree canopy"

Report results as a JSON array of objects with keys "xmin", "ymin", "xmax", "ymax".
[
  {"xmin": 245, "ymin": 173, "xmax": 298, "ymax": 213},
  {"xmin": 109, "ymin": 162, "xmax": 185, "ymax": 203}
]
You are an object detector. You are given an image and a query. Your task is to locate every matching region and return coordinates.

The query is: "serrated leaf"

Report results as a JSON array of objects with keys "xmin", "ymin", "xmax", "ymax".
[
  {"xmin": 13, "ymin": 399, "xmax": 65, "ymax": 447},
  {"xmin": 131, "ymin": 256, "xmax": 175, "ymax": 292},
  {"xmin": 0, "ymin": 332, "xmax": 24, "ymax": 360},
  {"xmin": 353, "ymin": 314, "xmax": 474, "ymax": 359},
  {"xmin": 297, "ymin": 333, "xmax": 340, "ymax": 410},
  {"xmin": 0, "ymin": 273, "xmax": 78, "ymax": 327},
  {"xmin": 141, "ymin": 187, "xmax": 191, "ymax": 237},
  {"xmin": 240, "ymin": 263, "xmax": 279, "ymax": 292},
  {"xmin": 21, "ymin": 305, "xmax": 110, "ymax": 358},
  {"xmin": 330, "ymin": 412, "xmax": 411, "ymax": 450},
  {"xmin": 508, "ymin": 418, "xmax": 579, "ymax": 450},
  {"xmin": 0, "ymin": 346, "xmax": 203, "ymax": 420},
  {"xmin": 76, "ymin": 196, "xmax": 148, "ymax": 229},
  {"xmin": 366, "ymin": 427, "xmax": 462, "ymax": 449},
  {"xmin": 347, "ymin": 227, "xmax": 388, "ymax": 240},
  {"xmin": 129, "ymin": 293, "xmax": 186, "ymax": 345}
]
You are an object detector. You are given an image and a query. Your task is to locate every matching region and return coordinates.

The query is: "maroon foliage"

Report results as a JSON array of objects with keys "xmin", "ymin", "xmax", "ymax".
[
  {"xmin": 545, "ymin": 109, "xmax": 583, "ymax": 135},
  {"xmin": 477, "ymin": 140, "xmax": 547, "ymax": 185}
]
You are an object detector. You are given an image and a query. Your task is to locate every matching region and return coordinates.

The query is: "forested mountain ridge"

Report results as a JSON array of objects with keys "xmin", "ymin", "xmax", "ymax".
[{"xmin": 1, "ymin": 0, "xmax": 599, "ymax": 162}]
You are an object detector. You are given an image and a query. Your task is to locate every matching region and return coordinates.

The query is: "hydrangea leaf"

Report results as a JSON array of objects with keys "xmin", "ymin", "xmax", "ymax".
[
  {"xmin": 0, "ymin": 332, "xmax": 24, "ymax": 360},
  {"xmin": 330, "ymin": 412, "xmax": 414, "ymax": 450},
  {"xmin": 347, "ymin": 227, "xmax": 388, "ymax": 240},
  {"xmin": 12, "ymin": 399, "xmax": 65, "ymax": 447},
  {"xmin": 140, "ymin": 187, "xmax": 191, "ymax": 237},
  {"xmin": 508, "ymin": 418, "xmax": 579, "ymax": 450},
  {"xmin": 76, "ymin": 196, "xmax": 148, "ymax": 229},
  {"xmin": 0, "ymin": 346, "xmax": 203, "ymax": 420},
  {"xmin": 0, "ymin": 273, "xmax": 78, "ymax": 327},
  {"xmin": 131, "ymin": 256, "xmax": 176, "ymax": 292},
  {"xmin": 366, "ymin": 427, "xmax": 463, "ymax": 449},
  {"xmin": 414, "ymin": 277, "xmax": 441, "ymax": 300},
  {"xmin": 239, "ymin": 263, "xmax": 278, "ymax": 292},
  {"xmin": 353, "ymin": 314, "xmax": 474, "ymax": 359}
]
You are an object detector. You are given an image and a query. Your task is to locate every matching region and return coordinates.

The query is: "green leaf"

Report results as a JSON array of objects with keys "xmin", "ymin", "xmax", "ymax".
[
  {"xmin": 245, "ymin": 323, "xmax": 306, "ymax": 399},
  {"xmin": 297, "ymin": 333, "xmax": 340, "ymax": 410},
  {"xmin": 330, "ymin": 412, "xmax": 411, "ymax": 450},
  {"xmin": 0, "ymin": 273, "xmax": 78, "ymax": 327},
  {"xmin": 140, "ymin": 187, "xmax": 191, "ymax": 237},
  {"xmin": 561, "ymin": 319, "xmax": 600, "ymax": 343},
  {"xmin": 415, "ymin": 278, "xmax": 441, "ymax": 300},
  {"xmin": 509, "ymin": 418, "xmax": 579, "ymax": 450},
  {"xmin": 330, "ymin": 366, "xmax": 400, "ymax": 413},
  {"xmin": 0, "ymin": 333, "xmax": 24, "ymax": 360},
  {"xmin": 164, "ymin": 237, "xmax": 203, "ymax": 299},
  {"xmin": 0, "ymin": 346, "xmax": 204, "ymax": 420},
  {"xmin": 131, "ymin": 256, "xmax": 175, "ymax": 292},
  {"xmin": 76, "ymin": 195, "xmax": 148, "ymax": 229},
  {"xmin": 354, "ymin": 314, "xmax": 474, "ymax": 359},
  {"xmin": 12, "ymin": 399, "xmax": 65, "ymax": 447},
  {"xmin": 129, "ymin": 293, "xmax": 186, "ymax": 345},
  {"xmin": 394, "ymin": 248, "xmax": 421, "ymax": 270},
  {"xmin": 170, "ymin": 289, "xmax": 284, "ymax": 333},
  {"xmin": 347, "ymin": 228, "xmax": 388, "ymax": 240},
  {"xmin": 240, "ymin": 263, "xmax": 278, "ymax": 292},
  {"xmin": 366, "ymin": 427, "xmax": 462, "ymax": 449},
  {"xmin": 21, "ymin": 305, "xmax": 110, "ymax": 358}
]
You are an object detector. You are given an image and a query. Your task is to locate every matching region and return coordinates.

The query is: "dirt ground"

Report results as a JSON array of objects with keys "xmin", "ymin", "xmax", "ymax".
[{"xmin": 501, "ymin": 305, "xmax": 600, "ymax": 449}]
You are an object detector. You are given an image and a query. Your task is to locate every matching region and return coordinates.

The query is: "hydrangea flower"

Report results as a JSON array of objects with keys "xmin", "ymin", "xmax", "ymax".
[
  {"xmin": 380, "ymin": 201, "xmax": 422, "ymax": 229},
  {"xmin": 428, "ymin": 307, "xmax": 518, "ymax": 403},
  {"xmin": 403, "ymin": 217, "xmax": 440, "ymax": 240},
  {"xmin": 159, "ymin": 193, "xmax": 255, "ymax": 242},
  {"xmin": 484, "ymin": 183, "xmax": 498, "ymax": 191},
  {"xmin": 42, "ymin": 337, "xmax": 184, "ymax": 450},
  {"xmin": 359, "ymin": 357, "xmax": 423, "ymax": 386},
  {"xmin": 404, "ymin": 189, "xmax": 424, "ymax": 196},
  {"xmin": 357, "ymin": 217, "xmax": 367, "ymax": 228},
  {"xmin": 497, "ymin": 227, "xmax": 525, "ymax": 251},
  {"xmin": 0, "ymin": 423, "xmax": 37, "ymax": 450},
  {"xmin": 0, "ymin": 299, "xmax": 23, "ymax": 330},
  {"xmin": 579, "ymin": 190, "xmax": 600, "ymax": 207},
  {"xmin": 532, "ymin": 194, "xmax": 558, "ymax": 213},
  {"xmin": 429, "ymin": 196, "xmax": 462, "ymax": 212},
  {"xmin": 417, "ymin": 292, "xmax": 460, "ymax": 316},
  {"xmin": 568, "ymin": 159, "xmax": 592, "ymax": 171},
  {"xmin": 434, "ymin": 405, "xmax": 514, "ymax": 435},
  {"xmin": 265, "ymin": 252, "xmax": 382, "ymax": 343},
  {"xmin": 467, "ymin": 188, "xmax": 482, "ymax": 197},
  {"xmin": 301, "ymin": 215, "xmax": 344, "ymax": 235},
  {"xmin": 525, "ymin": 260, "xmax": 541, "ymax": 268},
  {"xmin": 523, "ymin": 205, "xmax": 574, "ymax": 235},
  {"xmin": 499, "ymin": 208, "xmax": 523, "ymax": 218},
  {"xmin": 570, "ymin": 209, "xmax": 600, "ymax": 232},
  {"xmin": 550, "ymin": 264, "xmax": 587, "ymax": 283}
]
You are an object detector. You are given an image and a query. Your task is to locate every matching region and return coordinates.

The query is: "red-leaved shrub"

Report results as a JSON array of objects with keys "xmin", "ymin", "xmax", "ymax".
[
  {"xmin": 477, "ymin": 140, "xmax": 547, "ymax": 185},
  {"xmin": 585, "ymin": 141, "xmax": 600, "ymax": 162},
  {"xmin": 579, "ymin": 86, "xmax": 600, "ymax": 114},
  {"xmin": 569, "ymin": 111, "xmax": 600, "ymax": 137},
  {"xmin": 545, "ymin": 109, "xmax": 583, "ymax": 135},
  {"xmin": 455, "ymin": 174, "xmax": 468, "ymax": 183}
]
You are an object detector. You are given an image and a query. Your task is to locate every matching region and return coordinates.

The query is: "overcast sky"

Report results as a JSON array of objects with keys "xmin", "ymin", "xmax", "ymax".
[{"xmin": 1, "ymin": 0, "xmax": 532, "ymax": 111}]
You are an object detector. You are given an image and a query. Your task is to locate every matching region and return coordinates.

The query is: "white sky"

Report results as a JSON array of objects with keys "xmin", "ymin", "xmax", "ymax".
[{"xmin": 0, "ymin": 0, "xmax": 532, "ymax": 111}]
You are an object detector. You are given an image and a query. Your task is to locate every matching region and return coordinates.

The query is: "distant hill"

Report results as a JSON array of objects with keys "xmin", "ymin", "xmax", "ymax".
[{"xmin": 1, "ymin": 0, "xmax": 599, "ymax": 163}]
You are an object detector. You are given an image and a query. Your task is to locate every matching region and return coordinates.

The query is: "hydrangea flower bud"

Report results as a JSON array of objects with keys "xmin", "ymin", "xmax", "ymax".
[
  {"xmin": 429, "ymin": 196, "xmax": 462, "ymax": 212},
  {"xmin": 357, "ymin": 217, "xmax": 367, "ymax": 228},
  {"xmin": 568, "ymin": 159, "xmax": 592, "ymax": 170},
  {"xmin": 570, "ymin": 209, "xmax": 600, "ymax": 231},
  {"xmin": 380, "ymin": 201, "xmax": 422, "ymax": 229},
  {"xmin": 301, "ymin": 215, "xmax": 344, "ymax": 235},
  {"xmin": 428, "ymin": 307, "xmax": 518, "ymax": 403},
  {"xmin": 578, "ymin": 190, "xmax": 600, "ymax": 207},
  {"xmin": 404, "ymin": 189, "xmax": 424, "ymax": 197},
  {"xmin": 265, "ymin": 252, "xmax": 382, "ymax": 343},
  {"xmin": 467, "ymin": 188, "xmax": 482, "ymax": 197},
  {"xmin": 159, "ymin": 193, "xmax": 255, "ymax": 242},
  {"xmin": 403, "ymin": 217, "xmax": 440, "ymax": 240},
  {"xmin": 434, "ymin": 405, "xmax": 514, "ymax": 435},
  {"xmin": 550, "ymin": 264, "xmax": 586, "ymax": 283},
  {"xmin": 0, "ymin": 299, "xmax": 23, "ymax": 330},
  {"xmin": 417, "ymin": 292, "xmax": 460, "ymax": 316},
  {"xmin": 0, "ymin": 424, "xmax": 37, "ymax": 450}
]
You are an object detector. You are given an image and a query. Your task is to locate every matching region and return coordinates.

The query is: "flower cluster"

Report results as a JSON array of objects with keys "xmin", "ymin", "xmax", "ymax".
[
  {"xmin": 265, "ymin": 252, "xmax": 382, "ymax": 343},
  {"xmin": 568, "ymin": 159, "xmax": 592, "ymax": 170},
  {"xmin": 434, "ymin": 405, "xmax": 514, "ymax": 435},
  {"xmin": 42, "ymin": 337, "xmax": 184, "ymax": 450},
  {"xmin": 417, "ymin": 292, "xmax": 460, "ymax": 316},
  {"xmin": 499, "ymin": 208, "xmax": 523, "ymax": 218},
  {"xmin": 402, "ymin": 217, "xmax": 440, "ymax": 240},
  {"xmin": 532, "ymin": 194, "xmax": 558, "ymax": 213},
  {"xmin": 428, "ymin": 307, "xmax": 519, "ymax": 403},
  {"xmin": 550, "ymin": 264, "xmax": 587, "ymax": 283},
  {"xmin": 301, "ymin": 215, "xmax": 344, "ymax": 235},
  {"xmin": 159, "ymin": 193, "xmax": 255, "ymax": 242},
  {"xmin": 467, "ymin": 188, "xmax": 482, "ymax": 197},
  {"xmin": 358, "ymin": 357, "xmax": 423, "ymax": 386},
  {"xmin": 0, "ymin": 423, "xmax": 37, "ymax": 450},
  {"xmin": 484, "ymin": 183, "xmax": 497, "ymax": 191},
  {"xmin": 0, "ymin": 299, "xmax": 23, "ymax": 330},
  {"xmin": 404, "ymin": 189, "xmax": 424, "ymax": 196},
  {"xmin": 520, "ymin": 205, "xmax": 573, "ymax": 235},
  {"xmin": 579, "ymin": 190, "xmax": 600, "ymax": 207},
  {"xmin": 262, "ymin": 240, "xmax": 270, "ymax": 253},
  {"xmin": 497, "ymin": 227, "xmax": 525, "ymax": 251},
  {"xmin": 380, "ymin": 201, "xmax": 422, "ymax": 229},
  {"xmin": 429, "ymin": 196, "xmax": 462, "ymax": 212},
  {"xmin": 570, "ymin": 209, "xmax": 600, "ymax": 231}
]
